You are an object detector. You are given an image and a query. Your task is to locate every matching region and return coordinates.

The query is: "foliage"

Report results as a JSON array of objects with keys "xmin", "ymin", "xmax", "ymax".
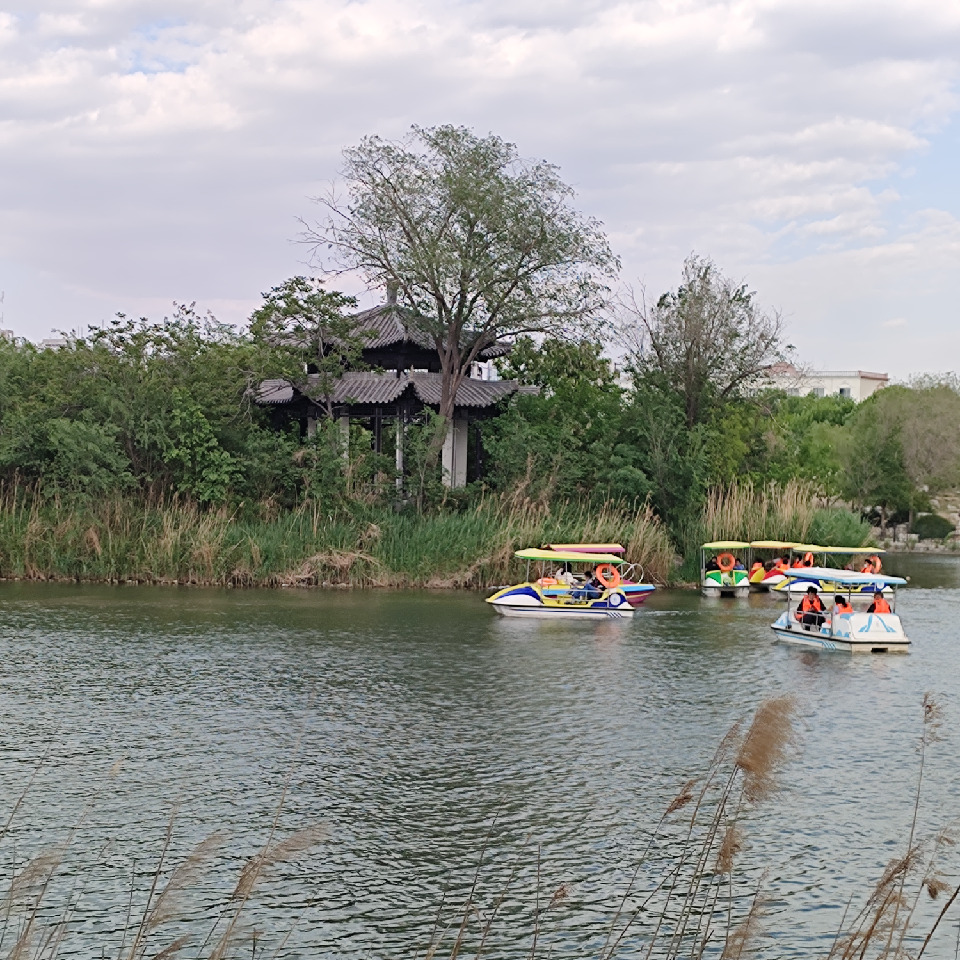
[
  {"xmin": 306, "ymin": 124, "xmax": 618, "ymax": 425},
  {"xmin": 911, "ymin": 513, "xmax": 956, "ymax": 540},
  {"xmin": 623, "ymin": 254, "xmax": 784, "ymax": 428},
  {"xmin": 807, "ymin": 507, "xmax": 873, "ymax": 547},
  {"xmin": 840, "ymin": 393, "xmax": 915, "ymax": 526},
  {"xmin": 248, "ymin": 276, "xmax": 361, "ymax": 418},
  {"xmin": 487, "ymin": 337, "xmax": 644, "ymax": 505}
]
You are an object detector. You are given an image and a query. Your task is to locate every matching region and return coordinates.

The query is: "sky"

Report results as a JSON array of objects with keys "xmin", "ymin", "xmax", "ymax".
[{"xmin": 1, "ymin": 0, "xmax": 958, "ymax": 377}]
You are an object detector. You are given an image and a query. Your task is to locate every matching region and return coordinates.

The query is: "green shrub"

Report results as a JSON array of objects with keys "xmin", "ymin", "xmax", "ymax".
[
  {"xmin": 807, "ymin": 507, "xmax": 872, "ymax": 547},
  {"xmin": 911, "ymin": 513, "xmax": 956, "ymax": 540}
]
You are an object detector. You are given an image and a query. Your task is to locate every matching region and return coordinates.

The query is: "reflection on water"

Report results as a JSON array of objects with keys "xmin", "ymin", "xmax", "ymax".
[{"xmin": 1, "ymin": 563, "xmax": 960, "ymax": 957}]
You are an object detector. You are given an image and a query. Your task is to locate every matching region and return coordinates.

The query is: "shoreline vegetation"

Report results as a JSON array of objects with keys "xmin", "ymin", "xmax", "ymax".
[{"xmin": 0, "ymin": 480, "xmax": 869, "ymax": 590}]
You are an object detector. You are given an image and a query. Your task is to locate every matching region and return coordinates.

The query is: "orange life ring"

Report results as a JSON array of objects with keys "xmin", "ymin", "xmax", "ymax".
[
  {"xmin": 803, "ymin": 552, "xmax": 814, "ymax": 566},
  {"xmin": 595, "ymin": 563, "xmax": 621, "ymax": 588},
  {"xmin": 537, "ymin": 577, "xmax": 558, "ymax": 587},
  {"xmin": 717, "ymin": 552, "xmax": 735, "ymax": 573}
]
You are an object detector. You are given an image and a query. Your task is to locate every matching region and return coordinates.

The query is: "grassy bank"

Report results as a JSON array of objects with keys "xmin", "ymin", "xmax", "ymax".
[{"xmin": 0, "ymin": 490, "xmax": 676, "ymax": 588}]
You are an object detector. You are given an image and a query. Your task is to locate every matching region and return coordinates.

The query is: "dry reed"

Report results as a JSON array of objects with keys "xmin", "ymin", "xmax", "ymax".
[{"xmin": 702, "ymin": 479, "xmax": 821, "ymax": 544}]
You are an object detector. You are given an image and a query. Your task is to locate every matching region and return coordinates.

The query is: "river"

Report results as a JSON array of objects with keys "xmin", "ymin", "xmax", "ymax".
[{"xmin": 1, "ymin": 554, "xmax": 959, "ymax": 958}]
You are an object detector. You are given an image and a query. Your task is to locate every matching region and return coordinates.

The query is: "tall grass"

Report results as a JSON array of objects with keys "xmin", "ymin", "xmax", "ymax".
[
  {"xmin": 701, "ymin": 479, "xmax": 821, "ymax": 544},
  {"xmin": 0, "ymin": 483, "xmax": 676, "ymax": 589}
]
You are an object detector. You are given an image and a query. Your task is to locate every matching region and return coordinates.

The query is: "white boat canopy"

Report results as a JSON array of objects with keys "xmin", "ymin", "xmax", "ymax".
[
  {"xmin": 514, "ymin": 548, "xmax": 626, "ymax": 564},
  {"xmin": 782, "ymin": 567, "xmax": 906, "ymax": 587},
  {"xmin": 791, "ymin": 544, "xmax": 887, "ymax": 555}
]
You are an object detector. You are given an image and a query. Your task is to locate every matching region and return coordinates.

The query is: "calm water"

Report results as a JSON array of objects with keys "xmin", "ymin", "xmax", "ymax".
[{"xmin": 1, "ymin": 554, "xmax": 960, "ymax": 958}]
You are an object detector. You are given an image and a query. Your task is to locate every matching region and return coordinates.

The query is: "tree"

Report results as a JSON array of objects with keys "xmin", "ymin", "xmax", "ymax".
[
  {"xmin": 303, "ymin": 124, "xmax": 618, "ymax": 449},
  {"xmin": 623, "ymin": 254, "xmax": 784, "ymax": 428},
  {"xmin": 840, "ymin": 396, "xmax": 913, "ymax": 534},
  {"xmin": 249, "ymin": 277, "xmax": 360, "ymax": 419}
]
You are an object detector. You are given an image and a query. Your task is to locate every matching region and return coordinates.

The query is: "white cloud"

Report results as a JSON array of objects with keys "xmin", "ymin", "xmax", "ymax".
[{"xmin": 0, "ymin": 0, "xmax": 957, "ymax": 373}]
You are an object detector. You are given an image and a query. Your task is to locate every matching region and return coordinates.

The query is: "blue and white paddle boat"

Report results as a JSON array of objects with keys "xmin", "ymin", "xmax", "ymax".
[
  {"xmin": 543, "ymin": 543, "xmax": 656, "ymax": 606},
  {"xmin": 770, "ymin": 568, "xmax": 910, "ymax": 653},
  {"xmin": 487, "ymin": 548, "xmax": 635, "ymax": 619}
]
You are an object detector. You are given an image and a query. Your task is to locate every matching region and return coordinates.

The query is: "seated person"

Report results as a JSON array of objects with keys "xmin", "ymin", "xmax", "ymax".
[
  {"xmin": 795, "ymin": 586, "xmax": 826, "ymax": 628},
  {"xmin": 733, "ymin": 557, "xmax": 746, "ymax": 570},
  {"xmin": 556, "ymin": 565, "xmax": 576, "ymax": 587},
  {"xmin": 867, "ymin": 590, "xmax": 891, "ymax": 614},
  {"xmin": 573, "ymin": 575, "xmax": 603, "ymax": 600},
  {"xmin": 834, "ymin": 595, "xmax": 853, "ymax": 615},
  {"xmin": 705, "ymin": 556, "xmax": 720, "ymax": 572}
]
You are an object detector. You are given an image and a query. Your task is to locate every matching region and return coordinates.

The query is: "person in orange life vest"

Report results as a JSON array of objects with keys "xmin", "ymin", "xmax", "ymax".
[
  {"xmin": 867, "ymin": 590, "xmax": 891, "ymax": 614},
  {"xmin": 834, "ymin": 595, "xmax": 853, "ymax": 614},
  {"xmin": 795, "ymin": 585, "xmax": 826, "ymax": 627}
]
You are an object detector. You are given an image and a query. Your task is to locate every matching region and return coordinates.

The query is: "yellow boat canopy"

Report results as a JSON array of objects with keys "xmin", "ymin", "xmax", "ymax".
[
  {"xmin": 545, "ymin": 542, "xmax": 625, "ymax": 553},
  {"xmin": 701, "ymin": 541, "xmax": 750, "ymax": 550},
  {"xmin": 515, "ymin": 548, "xmax": 626, "ymax": 564},
  {"xmin": 749, "ymin": 540, "xmax": 803, "ymax": 550}
]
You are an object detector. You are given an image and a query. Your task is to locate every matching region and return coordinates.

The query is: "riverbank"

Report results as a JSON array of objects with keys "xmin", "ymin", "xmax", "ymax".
[{"xmin": 0, "ymin": 494, "xmax": 677, "ymax": 588}]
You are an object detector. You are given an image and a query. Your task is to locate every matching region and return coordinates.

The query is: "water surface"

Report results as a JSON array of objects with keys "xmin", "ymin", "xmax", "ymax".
[{"xmin": 1, "ymin": 561, "xmax": 959, "ymax": 957}]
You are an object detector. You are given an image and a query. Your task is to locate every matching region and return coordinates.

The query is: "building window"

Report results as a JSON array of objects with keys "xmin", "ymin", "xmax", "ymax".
[
  {"xmin": 787, "ymin": 388, "xmax": 800, "ymax": 397},
  {"xmin": 811, "ymin": 387, "xmax": 825, "ymax": 397},
  {"xmin": 839, "ymin": 387, "xmax": 851, "ymax": 398}
]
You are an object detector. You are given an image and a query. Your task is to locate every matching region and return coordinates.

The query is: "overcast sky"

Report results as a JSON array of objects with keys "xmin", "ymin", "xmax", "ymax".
[{"xmin": 1, "ymin": 0, "xmax": 958, "ymax": 376}]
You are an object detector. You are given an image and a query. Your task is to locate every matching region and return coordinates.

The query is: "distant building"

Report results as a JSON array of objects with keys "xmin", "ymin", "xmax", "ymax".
[{"xmin": 761, "ymin": 362, "xmax": 888, "ymax": 402}]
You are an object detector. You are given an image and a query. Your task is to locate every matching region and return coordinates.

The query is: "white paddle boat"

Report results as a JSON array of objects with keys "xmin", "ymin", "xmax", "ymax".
[{"xmin": 770, "ymin": 568, "xmax": 910, "ymax": 653}]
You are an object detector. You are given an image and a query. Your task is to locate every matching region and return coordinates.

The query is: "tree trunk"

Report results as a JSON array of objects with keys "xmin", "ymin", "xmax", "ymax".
[{"xmin": 416, "ymin": 344, "xmax": 463, "ymax": 509}]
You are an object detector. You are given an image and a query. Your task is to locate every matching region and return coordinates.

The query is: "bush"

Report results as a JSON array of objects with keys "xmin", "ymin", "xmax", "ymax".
[
  {"xmin": 807, "ymin": 508, "xmax": 872, "ymax": 547},
  {"xmin": 911, "ymin": 513, "xmax": 956, "ymax": 540}
]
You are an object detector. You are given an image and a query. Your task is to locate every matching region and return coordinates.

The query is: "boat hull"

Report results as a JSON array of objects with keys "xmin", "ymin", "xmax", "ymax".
[
  {"xmin": 770, "ymin": 611, "xmax": 909, "ymax": 653},
  {"xmin": 487, "ymin": 583, "xmax": 635, "ymax": 619},
  {"xmin": 702, "ymin": 570, "xmax": 749, "ymax": 598},
  {"xmin": 749, "ymin": 573, "xmax": 786, "ymax": 592},
  {"xmin": 621, "ymin": 582, "xmax": 656, "ymax": 606}
]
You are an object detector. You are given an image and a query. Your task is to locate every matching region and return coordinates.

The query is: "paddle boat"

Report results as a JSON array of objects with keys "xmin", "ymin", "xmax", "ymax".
[
  {"xmin": 747, "ymin": 540, "xmax": 798, "ymax": 592},
  {"xmin": 771, "ymin": 546, "xmax": 889, "ymax": 596},
  {"xmin": 544, "ymin": 543, "xmax": 656, "ymax": 606},
  {"xmin": 770, "ymin": 568, "xmax": 910, "ymax": 653},
  {"xmin": 701, "ymin": 541, "xmax": 750, "ymax": 598},
  {"xmin": 487, "ymin": 548, "xmax": 635, "ymax": 618}
]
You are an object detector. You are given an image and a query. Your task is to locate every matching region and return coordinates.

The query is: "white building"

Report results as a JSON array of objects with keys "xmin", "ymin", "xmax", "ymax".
[{"xmin": 761, "ymin": 362, "xmax": 888, "ymax": 402}]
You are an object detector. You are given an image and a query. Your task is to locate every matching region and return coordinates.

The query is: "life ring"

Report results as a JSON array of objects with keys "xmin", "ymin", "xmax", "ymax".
[
  {"xmin": 803, "ymin": 552, "xmax": 814, "ymax": 566},
  {"xmin": 537, "ymin": 577, "xmax": 558, "ymax": 587},
  {"xmin": 595, "ymin": 563, "xmax": 621, "ymax": 588},
  {"xmin": 717, "ymin": 553, "xmax": 735, "ymax": 573}
]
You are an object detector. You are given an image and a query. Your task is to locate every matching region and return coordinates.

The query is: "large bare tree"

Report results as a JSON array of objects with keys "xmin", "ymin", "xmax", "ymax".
[
  {"xmin": 623, "ymin": 254, "xmax": 784, "ymax": 428},
  {"xmin": 302, "ymin": 125, "xmax": 618, "ymax": 445}
]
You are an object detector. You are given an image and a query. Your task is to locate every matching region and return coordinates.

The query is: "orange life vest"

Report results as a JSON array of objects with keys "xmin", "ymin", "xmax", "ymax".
[
  {"xmin": 871, "ymin": 596, "xmax": 891, "ymax": 614},
  {"xmin": 835, "ymin": 598, "xmax": 852, "ymax": 613},
  {"xmin": 796, "ymin": 594, "xmax": 825, "ymax": 619}
]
